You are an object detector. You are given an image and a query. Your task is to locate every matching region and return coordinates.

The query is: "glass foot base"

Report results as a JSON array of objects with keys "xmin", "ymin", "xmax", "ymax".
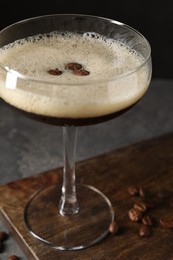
[{"xmin": 24, "ymin": 184, "xmax": 114, "ymax": 250}]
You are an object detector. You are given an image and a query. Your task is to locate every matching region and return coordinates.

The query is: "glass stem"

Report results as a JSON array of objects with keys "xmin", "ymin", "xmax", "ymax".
[{"xmin": 59, "ymin": 126, "xmax": 79, "ymax": 216}]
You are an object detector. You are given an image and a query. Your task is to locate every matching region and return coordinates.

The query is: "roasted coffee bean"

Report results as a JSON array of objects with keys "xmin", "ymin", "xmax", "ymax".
[
  {"xmin": 139, "ymin": 187, "xmax": 146, "ymax": 198},
  {"xmin": 0, "ymin": 231, "xmax": 8, "ymax": 241},
  {"xmin": 109, "ymin": 221, "xmax": 119, "ymax": 234},
  {"xmin": 133, "ymin": 201, "xmax": 147, "ymax": 213},
  {"xmin": 142, "ymin": 215, "xmax": 154, "ymax": 226},
  {"xmin": 65, "ymin": 62, "xmax": 82, "ymax": 70},
  {"xmin": 127, "ymin": 185, "xmax": 139, "ymax": 196},
  {"xmin": 47, "ymin": 68, "xmax": 63, "ymax": 75},
  {"xmin": 128, "ymin": 208, "xmax": 143, "ymax": 222},
  {"xmin": 8, "ymin": 255, "xmax": 20, "ymax": 260},
  {"xmin": 139, "ymin": 224, "xmax": 151, "ymax": 237},
  {"xmin": 73, "ymin": 69, "xmax": 90, "ymax": 76},
  {"xmin": 160, "ymin": 217, "xmax": 173, "ymax": 228}
]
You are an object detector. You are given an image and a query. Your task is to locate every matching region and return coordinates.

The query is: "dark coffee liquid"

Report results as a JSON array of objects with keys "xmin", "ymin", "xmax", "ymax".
[{"xmin": 10, "ymin": 102, "xmax": 137, "ymax": 126}]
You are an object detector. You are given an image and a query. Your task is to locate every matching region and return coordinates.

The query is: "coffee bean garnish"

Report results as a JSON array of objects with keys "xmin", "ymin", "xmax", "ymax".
[
  {"xmin": 48, "ymin": 62, "xmax": 90, "ymax": 76},
  {"xmin": 65, "ymin": 62, "xmax": 90, "ymax": 76},
  {"xmin": 65, "ymin": 62, "xmax": 83, "ymax": 71},
  {"xmin": 47, "ymin": 68, "xmax": 63, "ymax": 76},
  {"xmin": 73, "ymin": 69, "xmax": 90, "ymax": 76}
]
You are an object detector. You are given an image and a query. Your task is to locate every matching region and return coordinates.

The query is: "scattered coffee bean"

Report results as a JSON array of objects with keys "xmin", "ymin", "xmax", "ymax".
[
  {"xmin": 142, "ymin": 215, "xmax": 154, "ymax": 226},
  {"xmin": 47, "ymin": 68, "xmax": 63, "ymax": 75},
  {"xmin": 0, "ymin": 230, "xmax": 21, "ymax": 257},
  {"xmin": 139, "ymin": 187, "xmax": 146, "ymax": 198},
  {"xmin": 127, "ymin": 185, "xmax": 173, "ymax": 238},
  {"xmin": 109, "ymin": 221, "xmax": 119, "ymax": 235},
  {"xmin": 73, "ymin": 69, "xmax": 90, "ymax": 76},
  {"xmin": 0, "ymin": 231, "xmax": 8, "ymax": 241},
  {"xmin": 65, "ymin": 62, "xmax": 82, "ymax": 71},
  {"xmin": 8, "ymin": 256, "xmax": 20, "ymax": 260},
  {"xmin": 160, "ymin": 217, "xmax": 173, "ymax": 228},
  {"xmin": 0, "ymin": 184, "xmax": 172, "ymax": 254},
  {"xmin": 133, "ymin": 201, "xmax": 147, "ymax": 213},
  {"xmin": 128, "ymin": 208, "xmax": 143, "ymax": 222},
  {"xmin": 139, "ymin": 224, "xmax": 151, "ymax": 237},
  {"xmin": 127, "ymin": 185, "xmax": 139, "ymax": 196}
]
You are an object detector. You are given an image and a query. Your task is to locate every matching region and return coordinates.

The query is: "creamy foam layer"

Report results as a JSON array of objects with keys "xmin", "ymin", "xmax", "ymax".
[{"xmin": 0, "ymin": 32, "xmax": 150, "ymax": 118}]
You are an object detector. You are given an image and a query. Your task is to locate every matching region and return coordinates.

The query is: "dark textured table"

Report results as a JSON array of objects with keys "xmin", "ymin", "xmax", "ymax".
[{"xmin": 0, "ymin": 78, "xmax": 173, "ymax": 259}]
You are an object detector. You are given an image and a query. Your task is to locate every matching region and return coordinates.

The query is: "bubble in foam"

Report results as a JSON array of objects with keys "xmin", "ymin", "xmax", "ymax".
[{"xmin": 83, "ymin": 32, "xmax": 103, "ymax": 39}]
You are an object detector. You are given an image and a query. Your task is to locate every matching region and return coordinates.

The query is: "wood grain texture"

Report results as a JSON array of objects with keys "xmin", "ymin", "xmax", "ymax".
[{"xmin": 0, "ymin": 133, "xmax": 173, "ymax": 259}]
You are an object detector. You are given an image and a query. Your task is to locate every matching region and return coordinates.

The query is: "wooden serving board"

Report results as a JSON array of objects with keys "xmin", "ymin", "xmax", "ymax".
[{"xmin": 1, "ymin": 133, "xmax": 173, "ymax": 259}]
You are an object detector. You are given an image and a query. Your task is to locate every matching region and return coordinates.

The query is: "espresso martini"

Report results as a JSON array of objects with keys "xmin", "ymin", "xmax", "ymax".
[{"xmin": 0, "ymin": 32, "xmax": 150, "ymax": 126}]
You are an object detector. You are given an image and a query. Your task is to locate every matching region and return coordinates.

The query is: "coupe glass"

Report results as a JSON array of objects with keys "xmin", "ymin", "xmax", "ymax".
[{"xmin": 0, "ymin": 14, "xmax": 152, "ymax": 250}]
